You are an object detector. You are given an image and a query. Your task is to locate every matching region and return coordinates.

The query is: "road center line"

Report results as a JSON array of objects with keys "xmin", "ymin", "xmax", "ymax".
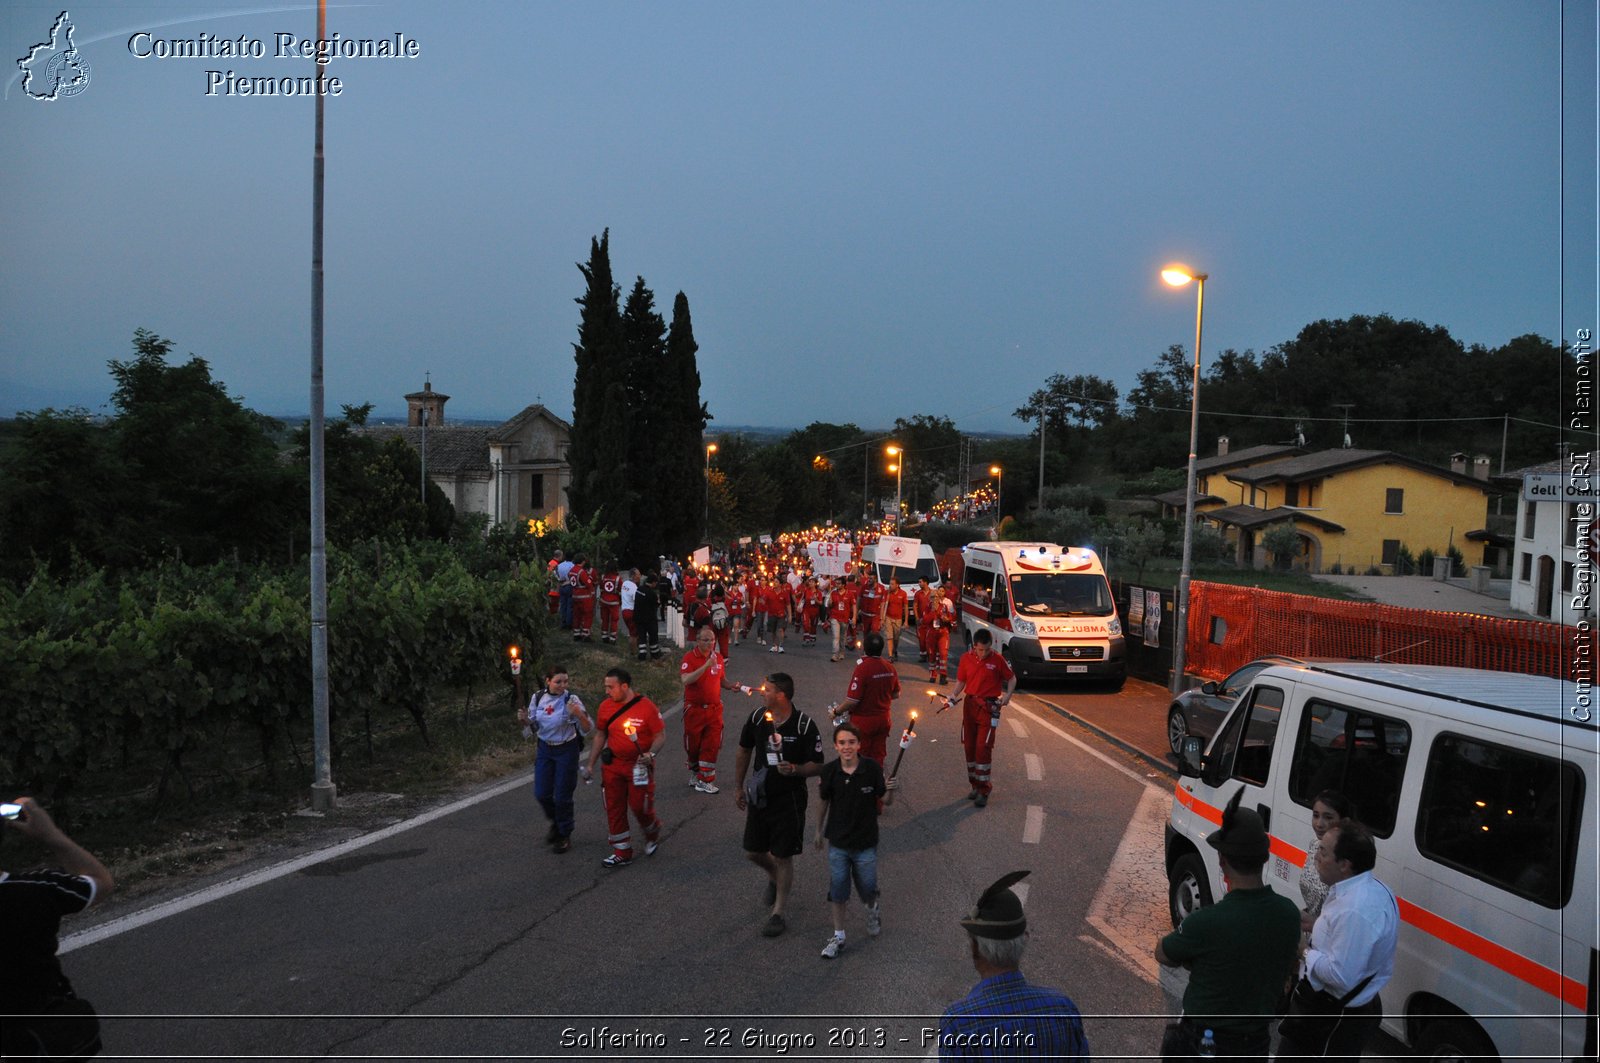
[
  {"xmin": 1022, "ymin": 804, "xmax": 1045, "ymax": 844},
  {"xmin": 1025, "ymin": 752, "xmax": 1043, "ymax": 780},
  {"xmin": 1008, "ymin": 716, "xmax": 1028, "ymax": 738}
]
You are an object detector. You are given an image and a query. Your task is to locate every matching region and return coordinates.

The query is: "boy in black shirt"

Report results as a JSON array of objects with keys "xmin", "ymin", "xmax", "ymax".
[{"xmin": 813, "ymin": 722, "xmax": 897, "ymax": 958}]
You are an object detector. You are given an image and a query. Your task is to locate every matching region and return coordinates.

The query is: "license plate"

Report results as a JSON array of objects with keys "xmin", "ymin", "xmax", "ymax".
[{"xmin": 1066, "ymin": 665, "xmax": 1088, "ymax": 673}]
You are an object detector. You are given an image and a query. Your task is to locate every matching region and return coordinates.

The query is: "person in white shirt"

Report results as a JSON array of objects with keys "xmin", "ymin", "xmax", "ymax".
[
  {"xmin": 1279, "ymin": 821, "xmax": 1398, "ymax": 1063},
  {"xmin": 620, "ymin": 569, "xmax": 640, "ymax": 658}
]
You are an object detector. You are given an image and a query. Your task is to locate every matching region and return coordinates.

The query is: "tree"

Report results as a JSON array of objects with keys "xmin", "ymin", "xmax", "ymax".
[
  {"xmin": 889, "ymin": 414, "xmax": 961, "ymax": 512},
  {"xmin": 655, "ymin": 291, "xmax": 709, "ymax": 558},
  {"xmin": 567, "ymin": 231, "xmax": 622, "ymax": 527},
  {"xmin": 0, "ymin": 408, "xmax": 116, "ymax": 579}
]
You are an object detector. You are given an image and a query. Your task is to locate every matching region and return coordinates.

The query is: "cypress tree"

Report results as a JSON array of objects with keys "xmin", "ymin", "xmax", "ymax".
[
  {"xmin": 568, "ymin": 231, "xmax": 621, "ymax": 525},
  {"xmin": 619, "ymin": 277, "xmax": 667, "ymax": 564},
  {"xmin": 658, "ymin": 291, "xmax": 710, "ymax": 557}
]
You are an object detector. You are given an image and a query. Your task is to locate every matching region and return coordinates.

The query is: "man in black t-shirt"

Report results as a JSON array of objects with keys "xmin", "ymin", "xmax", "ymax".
[
  {"xmin": 814, "ymin": 722, "xmax": 898, "ymax": 958},
  {"xmin": 733, "ymin": 673, "xmax": 824, "ymax": 939},
  {"xmin": 2, "ymin": 796, "xmax": 114, "ymax": 1060}
]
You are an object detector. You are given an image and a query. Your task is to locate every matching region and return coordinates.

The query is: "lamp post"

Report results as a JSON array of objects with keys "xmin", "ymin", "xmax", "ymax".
[
  {"xmin": 885, "ymin": 444, "xmax": 903, "ymax": 533},
  {"xmin": 990, "ymin": 465, "xmax": 1002, "ymax": 526},
  {"xmin": 704, "ymin": 442, "xmax": 718, "ymax": 542},
  {"xmin": 1161, "ymin": 263, "xmax": 1208, "ymax": 695}
]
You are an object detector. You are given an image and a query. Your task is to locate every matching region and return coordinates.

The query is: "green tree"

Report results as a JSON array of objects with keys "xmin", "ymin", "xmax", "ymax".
[
  {"xmin": 567, "ymin": 231, "xmax": 622, "ymax": 527},
  {"xmin": 0, "ymin": 408, "xmax": 116, "ymax": 579},
  {"xmin": 656, "ymin": 291, "xmax": 709, "ymax": 558}
]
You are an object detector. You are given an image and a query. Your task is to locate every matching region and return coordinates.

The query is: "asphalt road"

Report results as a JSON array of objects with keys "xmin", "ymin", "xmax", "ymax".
[{"xmin": 60, "ymin": 631, "xmax": 1195, "ymax": 1061}]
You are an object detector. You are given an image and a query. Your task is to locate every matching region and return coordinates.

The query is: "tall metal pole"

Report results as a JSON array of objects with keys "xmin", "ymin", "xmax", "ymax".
[
  {"xmin": 862, "ymin": 440, "xmax": 870, "ymax": 523},
  {"xmin": 1037, "ymin": 408, "xmax": 1046, "ymax": 510},
  {"xmin": 1171, "ymin": 274, "xmax": 1207, "ymax": 695},
  {"xmin": 308, "ymin": 0, "xmax": 335, "ymax": 811},
  {"xmin": 895, "ymin": 461, "xmax": 903, "ymax": 533}
]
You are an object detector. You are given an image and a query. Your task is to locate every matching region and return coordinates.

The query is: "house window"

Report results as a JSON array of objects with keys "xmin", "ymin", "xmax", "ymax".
[
  {"xmin": 527, "ymin": 473, "xmax": 544, "ymax": 510},
  {"xmin": 1385, "ymin": 488, "xmax": 1404, "ymax": 514},
  {"xmin": 1520, "ymin": 552, "xmax": 1532, "ymax": 582},
  {"xmin": 1381, "ymin": 540, "xmax": 1400, "ymax": 567},
  {"xmin": 1562, "ymin": 561, "xmax": 1574, "ymax": 593},
  {"xmin": 1523, "ymin": 500, "xmax": 1536, "ymax": 539},
  {"xmin": 1285, "ymin": 483, "xmax": 1299, "ymax": 506}
]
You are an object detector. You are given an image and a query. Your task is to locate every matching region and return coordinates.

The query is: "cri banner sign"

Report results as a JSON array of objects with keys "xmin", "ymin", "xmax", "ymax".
[{"xmin": 807, "ymin": 540, "xmax": 854, "ymax": 576}]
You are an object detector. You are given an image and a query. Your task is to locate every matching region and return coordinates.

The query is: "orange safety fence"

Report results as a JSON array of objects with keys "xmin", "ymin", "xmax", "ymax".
[{"xmin": 1185, "ymin": 580, "xmax": 1595, "ymax": 683}]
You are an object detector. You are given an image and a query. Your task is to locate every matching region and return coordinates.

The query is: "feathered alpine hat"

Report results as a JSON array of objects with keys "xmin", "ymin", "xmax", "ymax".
[
  {"xmin": 1206, "ymin": 787, "xmax": 1270, "ymax": 862},
  {"xmin": 959, "ymin": 870, "xmax": 1030, "ymax": 939}
]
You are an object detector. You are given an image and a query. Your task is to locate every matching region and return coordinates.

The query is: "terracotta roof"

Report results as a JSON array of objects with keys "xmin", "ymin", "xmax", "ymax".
[
  {"xmin": 1227, "ymin": 448, "xmax": 1491, "ymax": 490},
  {"xmin": 359, "ymin": 425, "xmax": 492, "ymax": 476},
  {"xmin": 1501, "ymin": 451, "xmax": 1600, "ymax": 479},
  {"xmin": 1204, "ymin": 504, "xmax": 1346, "ymax": 533},
  {"xmin": 491, "ymin": 404, "xmax": 572, "ymax": 442}
]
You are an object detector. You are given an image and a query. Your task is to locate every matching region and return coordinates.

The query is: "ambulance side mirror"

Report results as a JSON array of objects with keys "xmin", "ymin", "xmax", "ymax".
[
  {"xmin": 988, "ymin": 600, "xmax": 1007, "ymax": 621},
  {"xmin": 1177, "ymin": 736, "xmax": 1204, "ymax": 778}
]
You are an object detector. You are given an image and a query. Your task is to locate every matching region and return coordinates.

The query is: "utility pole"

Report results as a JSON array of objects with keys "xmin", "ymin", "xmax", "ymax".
[
  {"xmin": 1037, "ymin": 407, "xmax": 1046, "ymax": 509},
  {"xmin": 307, "ymin": 0, "xmax": 335, "ymax": 812}
]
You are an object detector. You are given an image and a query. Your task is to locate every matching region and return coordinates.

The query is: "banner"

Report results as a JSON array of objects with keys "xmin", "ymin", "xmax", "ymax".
[
  {"xmin": 1126, "ymin": 585, "xmax": 1145, "ymax": 645},
  {"xmin": 874, "ymin": 534, "xmax": 923, "ymax": 570},
  {"xmin": 692, "ymin": 546, "xmax": 711, "ymax": 569},
  {"xmin": 1143, "ymin": 588, "xmax": 1161, "ymax": 647},
  {"xmin": 808, "ymin": 540, "xmax": 854, "ymax": 577}
]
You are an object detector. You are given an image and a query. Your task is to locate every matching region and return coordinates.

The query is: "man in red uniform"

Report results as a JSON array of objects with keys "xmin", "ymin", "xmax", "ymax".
[
  {"xmin": 546, "ymin": 551, "xmax": 563, "ymax": 617},
  {"xmin": 912, "ymin": 577, "xmax": 934, "ymax": 663},
  {"xmin": 763, "ymin": 577, "xmax": 789, "ymax": 654},
  {"xmin": 926, "ymin": 590, "xmax": 957, "ymax": 685},
  {"xmin": 799, "ymin": 576, "xmax": 823, "ymax": 645},
  {"xmin": 584, "ymin": 668, "xmax": 665, "ymax": 866},
  {"xmin": 827, "ymin": 576, "xmax": 856, "ymax": 662},
  {"xmin": 881, "ymin": 576, "xmax": 909, "ymax": 663},
  {"xmin": 943, "ymin": 629, "xmax": 1016, "ymax": 807},
  {"xmin": 835, "ymin": 631, "xmax": 900, "ymax": 765},
  {"xmin": 680, "ymin": 626, "xmax": 751, "ymax": 793},
  {"xmin": 597, "ymin": 561, "xmax": 623, "ymax": 644},
  {"xmin": 726, "ymin": 578, "xmax": 747, "ymax": 647},
  {"xmin": 568, "ymin": 553, "xmax": 595, "ymax": 641},
  {"xmin": 855, "ymin": 572, "xmax": 884, "ymax": 642}
]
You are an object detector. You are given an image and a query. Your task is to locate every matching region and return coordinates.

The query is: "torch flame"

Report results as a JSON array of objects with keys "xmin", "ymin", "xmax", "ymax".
[
  {"xmin": 909, "ymin": 710, "xmax": 919, "ymax": 721},
  {"xmin": 763, "ymin": 711, "xmax": 774, "ymax": 723},
  {"xmin": 508, "ymin": 646, "xmax": 519, "ymax": 659}
]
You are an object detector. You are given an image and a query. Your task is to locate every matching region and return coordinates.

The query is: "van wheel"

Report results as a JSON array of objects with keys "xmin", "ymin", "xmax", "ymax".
[
  {"xmin": 1415, "ymin": 1018, "xmax": 1498, "ymax": 1063},
  {"xmin": 1168, "ymin": 853, "xmax": 1211, "ymax": 928}
]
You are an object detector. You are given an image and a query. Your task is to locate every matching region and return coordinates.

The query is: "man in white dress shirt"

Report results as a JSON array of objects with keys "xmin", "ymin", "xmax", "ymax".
[{"xmin": 1279, "ymin": 821, "xmax": 1399, "ymax": 1063}]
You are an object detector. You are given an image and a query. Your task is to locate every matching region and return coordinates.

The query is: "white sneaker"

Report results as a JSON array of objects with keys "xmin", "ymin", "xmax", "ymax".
[
  {"xmin": 694, "ymin": 780, "xmax": 720, "ymax": 794},
  {"xmin": 865, "ymin": 901, "xmax": 881, "ymax": 937},
  {"xmin": 820, "ymin": 933, "xmax": 845, "ymax": 959},
  {"xmin": 689, "ymin": 772, "xmax": 699, "ymax": 788},
  {"xmin": 769, "ymin": 645, "xmax": 780, "ymax": 653},
  {"xmin": 777, "ymin": 646, "xmax": 785, "ymax": 653},
  {"xmin": 644, "ymin": 839, "xmax": 659, "ymax": 857}
]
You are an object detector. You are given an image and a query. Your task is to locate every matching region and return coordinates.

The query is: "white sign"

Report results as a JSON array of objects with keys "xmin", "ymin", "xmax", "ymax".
[
  {"xmin": 808, "ymin": 540, "xmax": 854, "ymax": 577},
  {"xmin": 1523, "ymin": 472, "xmax": 1599, "ymax": 504},
  {"xmin": 692, "ymin": 546, "xmax": 711, "ymax": 568},
  {"xmin": 875, "ymin": 534, "xmax": 923, "ymax": 569}
]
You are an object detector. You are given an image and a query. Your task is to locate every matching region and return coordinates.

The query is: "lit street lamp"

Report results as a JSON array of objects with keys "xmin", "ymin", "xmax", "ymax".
[
  {"xmin": 885, "ymin": 444, "xmax": 904, "ymax": 533},
  {"xmin": 1160, "ymin": 263, "xmax": 1208, "ymax": 695},
  {"xmin": 704, "ymin": 442, "xmax": 718, "ymax": 542},
  {"xmin": 990, "ymin": 465, "xmax": 1002, "ymax": 526}
]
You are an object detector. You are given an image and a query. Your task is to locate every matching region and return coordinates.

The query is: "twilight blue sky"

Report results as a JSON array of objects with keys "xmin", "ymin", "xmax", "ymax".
[{"xmin": 2, "ymin": 0, "xmax": 1595, "ymax": 432}]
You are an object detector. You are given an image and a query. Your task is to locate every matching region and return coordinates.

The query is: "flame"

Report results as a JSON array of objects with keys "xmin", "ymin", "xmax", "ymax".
[
  {"xmin": 909, "ymin": 710, "xmax": 919, "ymax": 721},
  {"xmin": 763, "ymin": 711, "xmax": 774, "ymax": 723},
  {"xmin": 508, "ymin": 646, "xmax": 519, "ymax": 659}
]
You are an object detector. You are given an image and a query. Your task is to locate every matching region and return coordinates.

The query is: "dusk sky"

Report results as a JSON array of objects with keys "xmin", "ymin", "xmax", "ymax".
[{"xmin": 3, "ymin": 1, "xmax": 1595, "ymax": 434}]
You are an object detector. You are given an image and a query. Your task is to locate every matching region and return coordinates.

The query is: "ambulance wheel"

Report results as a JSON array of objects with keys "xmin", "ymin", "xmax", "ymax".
[
  {"xmin": 1415, "ymin": 1018, "xmax": 1497, "ymax": 1063},
  {"xmin": 1167, "ymin": 853, "xmax": 1211, "ymax": 928}
]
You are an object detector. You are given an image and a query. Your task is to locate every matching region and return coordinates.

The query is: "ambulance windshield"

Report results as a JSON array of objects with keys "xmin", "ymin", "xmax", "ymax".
[{"xmin": 1008, "ymin": 573, "xmax": 1114, "ymax": 617}]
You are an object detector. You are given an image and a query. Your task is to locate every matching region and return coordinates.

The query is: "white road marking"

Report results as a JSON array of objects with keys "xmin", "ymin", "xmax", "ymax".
[
  {"xmin": 1008, "ymin": 716, "xmax": 1028, "ymax": 738},
  {"xmin": 1025, "ymin": 752, "xmax": 1043, "ymax": 780},
  {"xmin": 1022, "ymin": 804, "xmax": 1045, "ymax": 844},
  {"xmin": 1012, "ymin": 700, "xmax": 1169, "ymax": 797},
  {"xmin": 1082, "ymin": 786, "xmax": 1171, "ymax": 984}
]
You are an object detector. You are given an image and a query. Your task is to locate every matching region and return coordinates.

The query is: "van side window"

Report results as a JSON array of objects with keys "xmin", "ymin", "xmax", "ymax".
[
  {"xmin": 1209, "ymin": 685, "xmax": 1284, "ymax": 787},
  {"xmin": 961, "ymin": 567, "xmax": 993, "ymax": 608},
  {"xmin": 1416, "ymin": 735, "xmax": 1583, "ymax": 909},
  {"xmin": 1288, "ymin": 699, "xmax": 1411, "ymax": 837}
]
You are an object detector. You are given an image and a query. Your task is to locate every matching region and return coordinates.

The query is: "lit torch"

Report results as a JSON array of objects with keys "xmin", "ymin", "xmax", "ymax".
[
  {"xmin": 763, "ymin": 710, "xmax": 781, "ymax": 765},
  {"xmin": 509, "ymin": 645, "xmax": 526, "ymax": 732},
  {"xmin": 930, "ymin": 688, "xmax": 955, "ymax": 715},
  {"xmin": 889, "ymin": 709, "xmax": 918, "ymax": 778}
]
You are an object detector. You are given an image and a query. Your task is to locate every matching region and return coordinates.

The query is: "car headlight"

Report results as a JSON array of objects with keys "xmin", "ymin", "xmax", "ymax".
[
  {"xmin": 1012, "ymin": 617, "xmax": 1036, "ymax": 637},
  {"xmin": 1107, "ymin": 616, "xmax": 1122, "ymax": 637}
]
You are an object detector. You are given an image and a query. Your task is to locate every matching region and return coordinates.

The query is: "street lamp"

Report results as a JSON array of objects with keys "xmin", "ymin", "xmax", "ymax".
[
  {"xmin": 885, "ymin": 444, "xmax": 904, "ymax": 533},
  {"xmin": 990, "ymin": 465, "xmax": 1002, "ymax": 525},
  {"xmin": 704, "ymin": 442, "xmax": 718, "ymax": 542},
  {"xmin": 1161, "ymin": 263, "xmax": 1208, "ymax": 695}
]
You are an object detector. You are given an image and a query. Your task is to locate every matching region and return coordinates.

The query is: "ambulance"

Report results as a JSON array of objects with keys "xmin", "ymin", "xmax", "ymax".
[
  {"xmin": 1166, "ymin": 660, "xmax": 1598, "ymax": 1063},
  {"xmin": 957, "ymin": 541, "xmax": 1125, "ymax": 686}
]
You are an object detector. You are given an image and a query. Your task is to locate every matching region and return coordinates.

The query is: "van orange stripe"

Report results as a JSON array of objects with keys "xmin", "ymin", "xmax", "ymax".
[{"xmin": 1173, "ymin": 784, "xmax": 1586, "ymax": 1009}]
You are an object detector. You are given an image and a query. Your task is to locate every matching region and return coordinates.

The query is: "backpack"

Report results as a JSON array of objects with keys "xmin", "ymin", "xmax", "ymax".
[{"xmin": 711, "ymin": 600, "xmax": 729, "ymax": 630}]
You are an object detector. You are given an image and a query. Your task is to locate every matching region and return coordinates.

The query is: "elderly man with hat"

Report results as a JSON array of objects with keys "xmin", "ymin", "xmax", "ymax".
[
  {"xmin": 1155, "ymin": 789, "xmax": 1300, "ymax": 1062},
  {"xmin": 934, "ymin": 870, "xmax": 1090, "ymax": 1060}
]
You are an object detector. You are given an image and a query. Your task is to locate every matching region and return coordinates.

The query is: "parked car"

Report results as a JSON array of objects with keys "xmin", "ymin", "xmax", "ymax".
[{"xmin": 1166, "ymin": 655, "xmax": 1300, "ymax": 754}]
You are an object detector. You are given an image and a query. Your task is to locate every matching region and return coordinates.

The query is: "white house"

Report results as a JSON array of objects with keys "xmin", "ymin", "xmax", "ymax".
[{"xmin": 1507, "ymin": 451, "xmax": 1597, "ymax": 622}]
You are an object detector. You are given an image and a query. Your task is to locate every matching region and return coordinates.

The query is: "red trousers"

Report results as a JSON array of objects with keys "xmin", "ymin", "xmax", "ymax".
[
  {"xmin": 682, "ymin": 705, "xmax": 724, "ymax": 784},
  {"xmin": 714, "ymin": 624, "xmax": 731, "ymax": 658},
  {"xmin": 601, "ymin": 764, "xmax": 659, "ymax": 859},
  {"xmin": 598, "ymin": 600, "xmax": 619, "ymax": 637},
  {"xmin": 928, "ymin": 629, "xmax": 951, "ymax": 680},
  {"xmin": 572, "ymin": 596, "xmax": 595, "ymax": 634},
  {"xmin": 853, "ymin": 712, "xmax": 890, "ymax": 766},
  {"xmin": 960, "ymin": 700, "xmax": 999, "ymax": 795}
]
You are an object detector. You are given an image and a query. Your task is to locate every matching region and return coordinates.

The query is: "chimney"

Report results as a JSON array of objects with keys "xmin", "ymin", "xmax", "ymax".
[
  {"xmin": 1449, "ymin": 452, "xmax": 1468, "ymax": 476},
  {"xmin": 1217, "ymin": 435, "xmax": 1230, "ymax": 457},
  {"xmin": 1472, "ymin": 455, "xmax": 1490, "ymax": 481}
]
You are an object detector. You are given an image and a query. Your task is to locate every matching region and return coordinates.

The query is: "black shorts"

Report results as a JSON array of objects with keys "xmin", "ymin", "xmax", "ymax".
[{"xmin": 743, "ymin": 791, "xmax": 807, "ymax": 858}]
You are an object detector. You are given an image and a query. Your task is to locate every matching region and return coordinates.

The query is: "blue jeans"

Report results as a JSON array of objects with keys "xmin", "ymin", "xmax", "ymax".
[
  {"xmin": 826, "ymin": 844, "xmax": 878, "ymax": 903},
  {"xmin": 535, "ymin": 738, "xmax": 581, "ymax": 837},
  {"xmin": 559, "ymin": 585, "xmax": 573, "ymax": 628}
]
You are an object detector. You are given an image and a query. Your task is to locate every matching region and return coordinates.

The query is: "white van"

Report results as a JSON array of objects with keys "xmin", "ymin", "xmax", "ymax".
[
  {"xmin": 861, "ymin": 541, "xmax": 942, "ymax": 592},
  {"xmin": 1166, "ymin": 660, "xmax": 1598, "ymax": 1063},
  {"xmin": 957, "ymin": 541, "xmax": 1125, "ymax": 685}
]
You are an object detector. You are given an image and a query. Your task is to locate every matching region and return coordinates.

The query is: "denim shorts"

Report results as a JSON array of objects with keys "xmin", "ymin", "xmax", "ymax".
[{"xmin": 826, "ymin": 844, "xmax": 878, "ymax": 903}]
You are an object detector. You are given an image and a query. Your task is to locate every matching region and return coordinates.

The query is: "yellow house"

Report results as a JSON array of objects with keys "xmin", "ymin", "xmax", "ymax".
[{"xmin": 1203, "ymin": 449, "xmax": 1493, "ymax": 573}]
